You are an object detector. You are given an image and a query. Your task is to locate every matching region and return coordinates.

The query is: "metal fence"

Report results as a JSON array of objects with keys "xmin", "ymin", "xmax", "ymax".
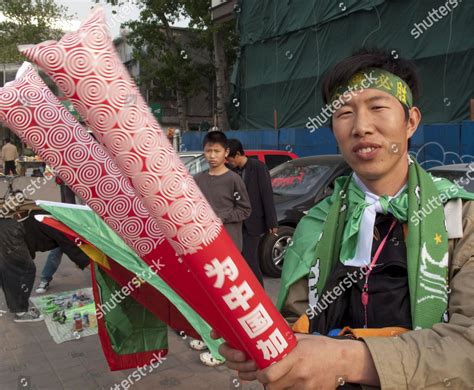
[{"xmin": 181, "ymin": 121, "xmax": 474, "ymax": 169}]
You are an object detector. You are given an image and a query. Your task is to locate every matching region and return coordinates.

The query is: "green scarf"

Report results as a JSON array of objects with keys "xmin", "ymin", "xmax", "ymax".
[{"xmin": 277, "ymin": 159, "xmax": 474, "ymax": 329}]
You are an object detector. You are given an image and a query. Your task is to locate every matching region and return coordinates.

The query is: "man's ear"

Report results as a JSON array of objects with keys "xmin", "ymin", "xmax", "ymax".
[
  {"xmin": 225, "ymin": 148, "xmax": 230, "ymax": 157},
  {"xmin": 407, "ymin": 106, "xmax": 421, "ymax": 140}
]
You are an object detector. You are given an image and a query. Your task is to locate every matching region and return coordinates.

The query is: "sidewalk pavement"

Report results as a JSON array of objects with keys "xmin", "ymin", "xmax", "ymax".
[{"xmin": 0, "ymin": 177, "xmax": 277, "ymax": 390}]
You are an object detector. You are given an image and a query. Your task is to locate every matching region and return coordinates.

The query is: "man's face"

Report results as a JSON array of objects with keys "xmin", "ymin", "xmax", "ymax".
[
  {"xmin": 203, "ymin": 142, "xmax": 228, "ymax": 168},
  {"xmin": 332, "ymin": 88, "xmax": 418, "ymax": 182},
  {"xmin": 226, "ymin": 152, "xmax": 243, "ymax": 168}
]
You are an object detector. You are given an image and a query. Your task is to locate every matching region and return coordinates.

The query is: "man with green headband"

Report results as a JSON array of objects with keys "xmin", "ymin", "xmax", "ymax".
[{"xmin": 215, "ymin": 49, "xmax": 474, "ymax": 388}]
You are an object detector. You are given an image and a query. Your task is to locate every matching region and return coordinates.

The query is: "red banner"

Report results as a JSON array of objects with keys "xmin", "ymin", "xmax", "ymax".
[{"xmin": 18, "ymin": 8, "xmax": 296, "ymax": 367}]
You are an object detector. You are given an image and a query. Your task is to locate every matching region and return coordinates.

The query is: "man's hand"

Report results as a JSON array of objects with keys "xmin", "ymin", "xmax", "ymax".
[
  {"xmin": 213, "ymin": 331, "xmax": 380, "ymax": 389},
  {"xmin": 212, "ymin": 329, "xmax": 258, "ymax": 381},
  {"xmin": 269, "ymin": 227, "xmax": 279, "ymax": 235}
]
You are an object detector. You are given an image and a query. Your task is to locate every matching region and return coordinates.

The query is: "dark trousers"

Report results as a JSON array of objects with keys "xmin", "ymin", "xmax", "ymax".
[
  {"xmin": 4, "ymin": 160, "xmax": 17, "ymax": 175},
  {"xmin": 60, "ymin": 185, "xmax": 76, "ymax": 204},
  {"xmin": 242, "ymin": 228, "xmax": 264, "ymax": 287},
  {"xmin": 0, "ymin": 220, "xmax": 35, "ymax": 313}
]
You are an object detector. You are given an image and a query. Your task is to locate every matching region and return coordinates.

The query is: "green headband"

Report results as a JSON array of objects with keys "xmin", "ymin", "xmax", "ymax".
[{"xmin": 330, "ymin": 68, "xmax": 413, "ymax": 108}]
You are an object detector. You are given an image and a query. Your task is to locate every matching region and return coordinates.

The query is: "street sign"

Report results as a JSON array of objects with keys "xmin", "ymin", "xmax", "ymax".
[{"xmin": 150, "ymin": 103, "xmax": 163, "ymax": 122}]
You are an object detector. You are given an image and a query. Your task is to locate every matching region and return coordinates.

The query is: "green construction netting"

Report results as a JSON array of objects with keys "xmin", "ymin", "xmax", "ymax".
[{"xmin": 231, "ymin": 0, "xmax": 474, "ymax": 129}]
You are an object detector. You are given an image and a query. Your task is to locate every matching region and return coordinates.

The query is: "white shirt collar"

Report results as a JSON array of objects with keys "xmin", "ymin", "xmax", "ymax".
[{"xmin": 352, "ymin": 173, "xmax": 407, "ymax": 201}]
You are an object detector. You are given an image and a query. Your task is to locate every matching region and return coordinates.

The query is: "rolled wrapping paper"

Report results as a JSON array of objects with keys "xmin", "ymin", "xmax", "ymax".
[
  {"xmin": 21, "ymin": 8, "xmax": 297, "ymax": 366},
  {"xmin": 0, "ymin": 62, "xmax": 241, "ymax": 351}
]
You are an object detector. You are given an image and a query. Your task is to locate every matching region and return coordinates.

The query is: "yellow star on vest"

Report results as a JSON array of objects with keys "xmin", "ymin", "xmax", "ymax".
[{"xmin": 434, "ymin": 233, "xmax": 443, "ymax": 245}]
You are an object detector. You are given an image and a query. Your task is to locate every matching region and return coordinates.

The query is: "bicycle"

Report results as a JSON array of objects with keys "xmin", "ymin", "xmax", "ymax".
[
  {"xmin": 0, "ymin": 174, "xmax": 33, "ymax": 207},
  {"xmin": 1, "ymin": 174, "xmax": 22, "ymax": 199}
]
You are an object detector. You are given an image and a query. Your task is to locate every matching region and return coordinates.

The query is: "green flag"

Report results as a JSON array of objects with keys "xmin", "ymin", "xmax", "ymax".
[{"xmin": 38, "ymin": 201, "xmax": 223, "ymax": 359}]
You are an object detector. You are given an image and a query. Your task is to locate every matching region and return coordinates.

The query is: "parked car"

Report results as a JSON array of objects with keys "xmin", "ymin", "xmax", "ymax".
[
  {"xmin": 184, "ymin": 150, "xmax": 298, "ymax": 176},
  {"xmin": 428, "ymin": 163, "xmax": 474, "ymax": 192},
  {"xmin": 247, "ymin": 150, "xmax": 298, "ymax": 170},
  {"xmin": 259, "ymin": 155, "xmax": 351, "ymax": 277},
  {"xmin": 184, "ymin": 153, "xmax": 208, "ymax": 175},
  {"xmin": 258, "ymin": 160, "xmax": 474, "ymax": 277},
  {"xmin": 178, "ymin": 151, "xmax": 202, "ymax": 164}
]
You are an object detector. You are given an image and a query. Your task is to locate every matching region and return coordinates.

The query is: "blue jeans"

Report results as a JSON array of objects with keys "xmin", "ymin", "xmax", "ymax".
[{"xmin": 40, "ymin": 248, "xmax": 63, "ymax": 283}]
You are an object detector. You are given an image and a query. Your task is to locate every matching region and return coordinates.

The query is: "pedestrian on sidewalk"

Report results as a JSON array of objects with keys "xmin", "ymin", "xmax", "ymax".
[
  {"xmin": 227, "ymin": 139, "xmax": 278, "ymax": 286},
  {"xmin": 191, "ymin": 131, "xmax": 252, "ymax": 367},
  {"xmin": 0, "ymin": 219, "xmax": 43, "ymax": 322},
  {"xmin": 1, "ymin": 138, "xmax": 18, "ymax": 175}
]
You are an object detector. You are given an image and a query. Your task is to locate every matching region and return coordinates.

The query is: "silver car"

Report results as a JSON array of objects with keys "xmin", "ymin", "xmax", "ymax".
[{"xmin": 428, "ymin": 163, "xmax": 474, "ymax": 192}]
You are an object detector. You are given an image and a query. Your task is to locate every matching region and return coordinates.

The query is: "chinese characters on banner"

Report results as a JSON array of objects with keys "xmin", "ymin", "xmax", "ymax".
[{"xmin": 205, "ymin": 255, "xmax": 289, "ymax": 361}]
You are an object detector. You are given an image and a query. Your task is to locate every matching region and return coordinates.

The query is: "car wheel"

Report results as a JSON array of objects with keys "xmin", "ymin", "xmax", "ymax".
[{"xmin": 259, "ymin": 226, "xmax": 295, "ymax": 277}]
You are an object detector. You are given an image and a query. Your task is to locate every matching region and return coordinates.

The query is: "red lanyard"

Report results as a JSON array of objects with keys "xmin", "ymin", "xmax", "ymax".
[{"xmin": 361, "ymin": 218, "xmax": 398, "ymax": 328}]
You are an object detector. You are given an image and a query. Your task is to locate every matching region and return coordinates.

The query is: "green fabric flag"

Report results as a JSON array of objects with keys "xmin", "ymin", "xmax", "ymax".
[
  {"xmin": 277, "ymin": 159, "xmax": 474, "ymax": 329},
  {"xmin": 38, "ymin": 202, "xmax": 223, "ymax": 359},
  {"xmin": 94, "ymin": 263, "xmax": 168, "ymax": 355}
]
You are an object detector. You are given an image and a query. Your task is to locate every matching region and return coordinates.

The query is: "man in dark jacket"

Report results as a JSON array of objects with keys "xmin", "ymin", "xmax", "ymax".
[
  {"xmin": 0, "ymin": 208, "xmax": 89, "ymax": 322},
  {"xmin": 227, "ymin": 139, "xmax": 278, "ymax": 286}
]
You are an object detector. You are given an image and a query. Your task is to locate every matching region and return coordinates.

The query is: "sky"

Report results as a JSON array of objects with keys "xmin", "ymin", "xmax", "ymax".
[
  {"xmin": 0, "ymin": 1, "xmax": 189, "ymax": 38},
  {"xmin": 54, "ymin": 0, "xmax": 140, "ymax": 37},
  {"xmin": 54, "ymin": 0, "xmax": 189, "ymax": 38}
]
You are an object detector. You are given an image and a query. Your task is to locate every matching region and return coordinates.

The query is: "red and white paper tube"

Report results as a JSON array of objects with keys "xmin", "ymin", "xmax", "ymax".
[
  {"xmin": 21, "ymin": 9, "xmax": 297, "ymax": 367},
  {"xmin": 0, "ymin": 63, "xmax": 243, "ymax": 350}
]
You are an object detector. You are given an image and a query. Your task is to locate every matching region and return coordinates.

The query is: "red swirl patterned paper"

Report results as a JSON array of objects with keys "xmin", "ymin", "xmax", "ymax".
[
  {"xmin": 20, "ymin": 8, "xmax": 296, "ymax": 367},
  {"xmin": 0, "ymin": 62, "xmax": 241, "ymax": 349}
]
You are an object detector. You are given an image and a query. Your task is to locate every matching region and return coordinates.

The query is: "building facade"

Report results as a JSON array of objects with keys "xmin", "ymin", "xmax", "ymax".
[{"xmin": 114, "ymin": 27, "xmax": 215, "ymax": 131}]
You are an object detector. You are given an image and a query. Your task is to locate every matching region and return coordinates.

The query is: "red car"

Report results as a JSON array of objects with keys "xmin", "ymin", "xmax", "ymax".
[
  {"xmin": 184, "ymin": 150, "xmax": 298, "ymax": 175},
  {"xmin": 245, "ymin": 150, "xmax": 298, "ymax": 170},
  {"xmin": 271, "ymin": 169, "xmax": 306, "ymax": 188}
]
